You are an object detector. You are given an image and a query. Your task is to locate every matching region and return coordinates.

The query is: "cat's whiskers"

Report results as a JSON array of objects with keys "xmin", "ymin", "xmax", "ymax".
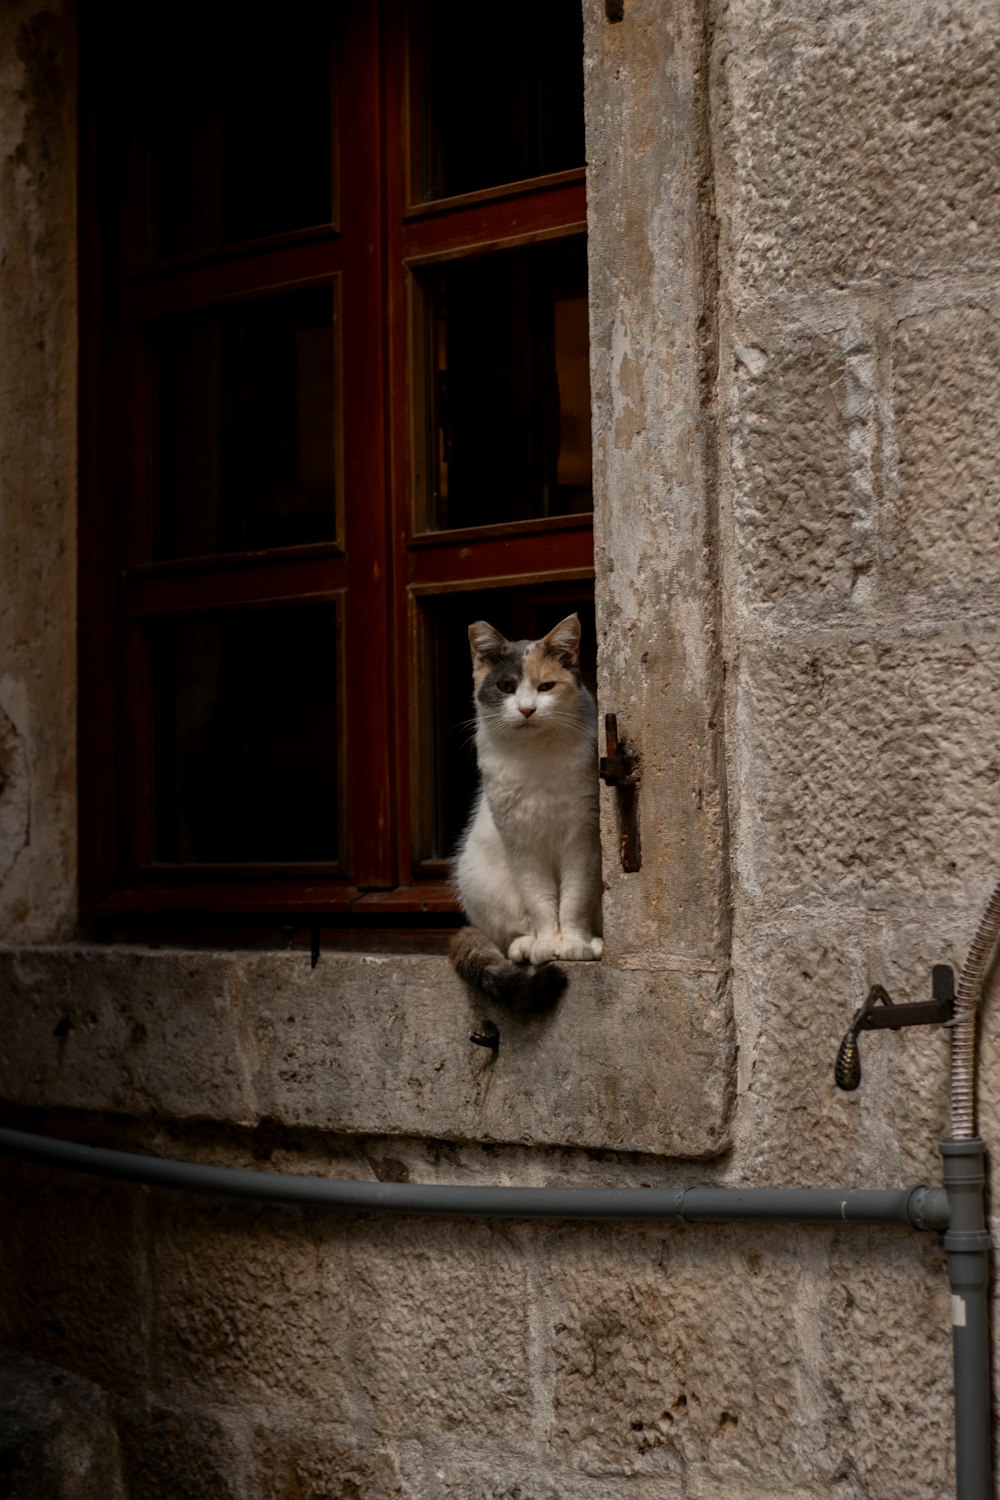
[
  {"xmin": 480, "ymin": 705, "xmax": 589, "ymax": 733},
  {"xmin": 454, "ymin": 715, "xmax": 483, "ymax": 754}
]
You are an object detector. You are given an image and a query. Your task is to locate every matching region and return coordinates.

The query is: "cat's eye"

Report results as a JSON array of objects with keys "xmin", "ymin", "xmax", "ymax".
[
  {"xmin": 497, "ymin": 679, "xmax": 517, "ymax": 694},
  {"xmin": 538, "ymin": 681, "xmax": 557, "ymax": 692}
]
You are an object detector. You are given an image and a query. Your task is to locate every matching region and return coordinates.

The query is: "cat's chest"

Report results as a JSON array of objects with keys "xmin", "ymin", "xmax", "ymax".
[{"xmin": 480, "ymin": 744, "xmax": 593, "ymax": 831}]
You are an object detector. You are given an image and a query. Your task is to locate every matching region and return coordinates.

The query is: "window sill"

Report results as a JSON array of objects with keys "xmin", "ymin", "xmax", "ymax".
[{"xmin": 0, "ymin": 944, "xmax": 731, "ymax": 1160}]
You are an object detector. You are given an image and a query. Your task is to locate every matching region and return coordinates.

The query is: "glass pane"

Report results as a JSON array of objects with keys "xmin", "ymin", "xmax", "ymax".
[
  {"xmin": 145, "ymin": 5, "xmax": 335, "ymax": 259},
  {"xmin": 411, "ymin": 0, "xmax": 584, "ymax": 202},
  {"xmin": 151, "ymin": 286, "xmax": 337, "ymax": 560},
  {"xmin": 419, "ymin": 240, "xmax": 592, "ymax": 532},
  {"xmin": 150, "ymin": 606, "xmax": 339, "ymax": 865},
  {"xmin": 417, "ymin": 587, "xmax": 596, "ymax": 864}
]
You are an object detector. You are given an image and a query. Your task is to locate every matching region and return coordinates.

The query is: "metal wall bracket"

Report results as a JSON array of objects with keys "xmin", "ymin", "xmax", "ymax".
[{"xmin": 834, "ymin": 965, "xmax": 955, "ymax": 1091}]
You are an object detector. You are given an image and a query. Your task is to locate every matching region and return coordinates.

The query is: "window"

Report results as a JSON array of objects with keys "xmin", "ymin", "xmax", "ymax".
[{"xmin": 79, "ymin": 2, "xmax": 593, "ymax": 938}]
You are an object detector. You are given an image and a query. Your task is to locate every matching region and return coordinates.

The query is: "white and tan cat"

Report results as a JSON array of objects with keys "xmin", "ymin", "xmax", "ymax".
[{"xmin": 450, "ymin": 613, "xmax": 602, "ymax": 1010}]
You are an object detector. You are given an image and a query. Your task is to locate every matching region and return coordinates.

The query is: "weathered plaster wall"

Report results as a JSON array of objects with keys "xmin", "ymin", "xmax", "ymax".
[
  {"xmin": 0, "ymin": 0, "xmax": 77, "ymax": 942},
  {"xmin": 3, "ymin": 0, "xmax": 1000, "ymax": 1497}
]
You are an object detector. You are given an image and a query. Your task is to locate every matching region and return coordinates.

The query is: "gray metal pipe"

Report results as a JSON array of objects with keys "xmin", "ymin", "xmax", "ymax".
[
  {"xmin": 941, "ymin": 1139, "xmax": 993, "ymax": 1500},
  {"xmin": 0, "ymin": 1125, "xmax": 949, "ymax": 1229}
]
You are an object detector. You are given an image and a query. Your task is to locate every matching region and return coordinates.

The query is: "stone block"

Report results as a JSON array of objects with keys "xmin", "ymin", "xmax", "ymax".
[
  {"xmin": 733, "ymin": 916, "xmax": 955, "ymax": 1188},
  {"xmin": 0, "ymin": 947, "xmax": 255, "ymax": 1122},
  {"xmin": 149, "ymin": 1196, "xmax": 355, "ymax": 1412},
  {"xmin": 893, "ymin": 305, "xmax": 1000, "ymax": 596},
  {"xmin": 0, "ymin": 1164, "xmax": 148, "ymax": 1397},
  {"xmin": 730, "ymin": 333, "xmax": 875, "ymax": 607},
  {"xmin": 0, "ymin": 1351, "xmax": 126, "ymax": 1500},
  {"xmin": 234, "ymin": 952, "xmax": 733, "ymax": 1157},
  {"xmin": 739, "ymin": 629, "xmax": 1000, "ymax": 908},
  {"xmin": 721, "ymin": 5, "xmax": 1000, "ymax": 294},
  {"xmin": 118, "ymin": 1404, "xmax": 251, "ymax": 1500},
  {"xmin": 544, "ymin": 1222, "xmax": 827, "ymax": 1484},
  {"xmin": 348, "ymin": 1217, "xmax": 534, "ymax": 1444},
  {"xmin": 254, "ymin": 1423, "xmax": 401, "ymax": 1500},
  {"xmin": 397, "ymin": 1462, "xmax": 563, "ymax": 1500},
  {"xmin": 819, "ymin": 1232, "xmax": 953, "ymax": 1499},
  {"xmin": 545, "ymin": 1218, "xmax": 954, "ymax": 1493}
]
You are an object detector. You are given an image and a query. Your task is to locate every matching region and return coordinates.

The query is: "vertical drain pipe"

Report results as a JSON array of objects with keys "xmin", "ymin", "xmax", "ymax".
[{"xmin": 941, "ymin": 1139, "xmax": 992, "ymax": 1500}]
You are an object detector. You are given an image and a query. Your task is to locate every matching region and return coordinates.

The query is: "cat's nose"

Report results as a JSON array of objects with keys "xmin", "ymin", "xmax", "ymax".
[{"xmin": 519, "ymin": 705, "xmax": 536, "ymax": 718}]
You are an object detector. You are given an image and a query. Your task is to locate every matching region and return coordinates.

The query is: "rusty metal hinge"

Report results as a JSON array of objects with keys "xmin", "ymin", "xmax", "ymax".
[{"xmin": 599, "ymin": 713, "xmax": 641, "ymax": 872}]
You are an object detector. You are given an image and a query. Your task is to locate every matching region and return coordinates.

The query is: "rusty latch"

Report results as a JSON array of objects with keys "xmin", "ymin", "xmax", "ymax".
[{"xmin": 599, "ymin": 713, "xmax": 641, "ymax": 872}]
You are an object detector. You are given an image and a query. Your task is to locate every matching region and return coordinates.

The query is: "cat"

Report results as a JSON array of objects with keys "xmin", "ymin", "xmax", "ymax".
[{"xmin": 450, "ymin": 613, "xmax": 603, "ymax": 1011}]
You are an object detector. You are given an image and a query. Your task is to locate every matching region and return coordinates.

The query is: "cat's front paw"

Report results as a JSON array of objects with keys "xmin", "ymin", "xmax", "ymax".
[
  {"xmin": 554, "ymin": 934, "xmax": 603, "ymax": 961},
  {"xmin": 507, "ymin": 935, "xmax": 535, "ymax": 964},
  {"xmin": 510, "ymin": 932, "xmax": 562, "ymax": 964},
  {"xmin": 528, "ymin": 934, "xmax": 562, "ymax": 965}
]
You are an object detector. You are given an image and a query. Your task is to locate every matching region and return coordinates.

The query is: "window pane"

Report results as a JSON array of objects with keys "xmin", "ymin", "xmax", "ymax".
[
  {"xmin": 150, "ymin": 606, "xmax": 339, "ymax": 865},
  {"xmin": 151, "ymin": 286, "xmax": 338, "ymax": 560},
  {"xmin": 146, "ymin": 6, "xmax": 335, "ymax": 259},
  {"xmin": 418, "ymin": 240, "xmax": 592, "ymax": 532},
  {"xmin": 417, "ymin": 587, "xmax": 596, "ymax": 865},
  {"xmin": 411, "ymin": 0, "xmax": 584, "ymax": 202}
]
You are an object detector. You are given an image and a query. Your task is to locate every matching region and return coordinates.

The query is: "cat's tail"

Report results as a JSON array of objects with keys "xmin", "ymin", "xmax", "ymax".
[{"xmin": 449, "ymin": 927, "xmax": 567, "ymax": 1014}]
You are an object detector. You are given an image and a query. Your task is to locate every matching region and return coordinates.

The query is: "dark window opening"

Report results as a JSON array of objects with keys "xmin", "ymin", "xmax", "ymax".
[
  {"xmin": 149, "ymin": 604, "xmax": 341, "ymax": 867},
  {"xmin": 151, "ymin": 286, "xmax": 339, "ymax": 561},
  {"xmin": 146, "ymin": 4, "xmax": 336, "ymax": 259},
  {"xmin": 411, "ymin": 0, "xmax": 585, "ymax": 202},
  {"xmin": 418, "ymin": 240, "xmax": 592, "ymax": 532}
]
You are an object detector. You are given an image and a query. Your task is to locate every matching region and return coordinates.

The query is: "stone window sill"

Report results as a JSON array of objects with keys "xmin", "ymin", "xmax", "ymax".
[{"xmin": 0, "ymin": 946, "xmax": 731, "ymax": 1159}]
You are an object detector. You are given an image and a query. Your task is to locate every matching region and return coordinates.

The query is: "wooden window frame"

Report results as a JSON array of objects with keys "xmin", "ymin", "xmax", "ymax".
[{"xmin": 78, "ymin": 3, "xmax": 593, "ymax": 940}]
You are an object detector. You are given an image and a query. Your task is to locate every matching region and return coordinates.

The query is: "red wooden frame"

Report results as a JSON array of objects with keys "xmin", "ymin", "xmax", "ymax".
[{"xmin": 78, "ymin": 2, "xmax": 593, "ymax": 935}]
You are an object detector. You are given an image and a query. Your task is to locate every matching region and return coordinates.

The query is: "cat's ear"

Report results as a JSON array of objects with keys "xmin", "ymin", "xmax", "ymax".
[
  {"xmin": 468, "ymin": 620, "xmax": 508, "ymax": 663},
  {"xmin": 543, "ymin": 614, "xmax": 581, "ymax": 666}
]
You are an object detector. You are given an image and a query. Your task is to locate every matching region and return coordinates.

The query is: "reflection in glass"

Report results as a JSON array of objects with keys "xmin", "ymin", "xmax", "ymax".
[
  {"xmin": 420, "ymin": 240, "xmax": 592, "ymax": 532},
  {"xmin": 146, "ymin": 6, "xmax": 334, "ymax": 259},
  {"xmin": 417, "ymin": 587, "xmax": 596, "ymax": 865},
  {"xmin": 150, "ymin": 606, "xmax": 339, "ymax": 865},
  {"xmin": 411, "ymin": 0, "xmax": 584, "ymax": 202},
  {"xmin": 151, "ymin": 286, "xmax": 337, "ymax": 560}
]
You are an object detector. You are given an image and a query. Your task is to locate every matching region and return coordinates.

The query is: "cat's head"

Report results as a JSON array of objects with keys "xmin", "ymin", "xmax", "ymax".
[{"xmin": 467, "ymin": 614, "xmax": 593, "ymax": 739}]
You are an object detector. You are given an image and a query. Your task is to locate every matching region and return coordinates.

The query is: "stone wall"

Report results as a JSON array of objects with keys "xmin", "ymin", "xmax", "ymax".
[
  {"xmin": 0, "ymin": 1149, "xmax": 956, "ymax": 1499},
  {"xmin": 714, "ymin": 0, "xmax": 1000, "ymax": 1187},
  {"xmin": 3, "ymin": 0, "xmax": 1000, "ymax": 1496},
  {"xmin": 0, "ymin": 0, "xmax": 77, "ymax": 942}
]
